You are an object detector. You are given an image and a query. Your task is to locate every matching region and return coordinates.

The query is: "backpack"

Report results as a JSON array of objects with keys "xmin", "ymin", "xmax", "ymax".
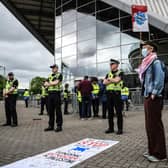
[{"xmin": 153, "ymin": 59, "xmax": 168, "ymax": 97}]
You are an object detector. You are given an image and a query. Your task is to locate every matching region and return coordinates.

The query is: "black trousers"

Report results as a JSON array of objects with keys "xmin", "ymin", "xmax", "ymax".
[
  {"xmin": 102, "ymin": 101, "xmax": 107, "ymax": 118},
  {"xmin": 5, "ymin": 94, "xmax": 18, "ymax": 125},
  {"xmin": 78, "ymin": 101, "xmax": 82, "ymax": 118},
  {"xmin": 81, "ymin": 96, "xmax": 91, "ymax": 118},
  {"xmin": 107, "ymin": 91, "xmax": 123, "ymax": 131},
  {"xmin": 41, "ymin": 97, "xmax": 48, "ymax": 114},
  {"xmin": 92, "ymin": 98, "xmax": 99, "ymax": 117},
  {"xmin": 64, "ymin": 99, "xmax": 69, "ymax": 114},
  {"xmin": 48, "ymin": 92, "xmax": 63, "ymax": 128}
]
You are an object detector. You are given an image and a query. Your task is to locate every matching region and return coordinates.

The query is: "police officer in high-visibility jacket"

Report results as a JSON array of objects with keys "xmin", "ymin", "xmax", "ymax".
[
  {"xmin": 39, "ymin": 81, "xmax": 48, "ymax": 115},
  {"xmin": 3, "ymin": 72, "xmax": 19, "ymax": 127},
  {"xmin": 44, "ymin": 64, "xmax": 63, "ymax": 132},
  {"xmin": 121, "ymin": 84, "xmax": 129, "ymax": 111},
  {"xmin": 63, "ymin": 83, "xmax": 70, "ymax": 115},
  {"xmin": 91, "ymin": 78, "xmax": 100, "ymax": 117},
  {"xmin": 103, "ymin": 59, "xmax": 124, "ymax": 135},
  {"xmin": 77, "ymin": 89, "xmax": 82, "ymax": 118},
  {"xmin": 23, "ymin": 89, "xmax": 30, "ymax": 108}
]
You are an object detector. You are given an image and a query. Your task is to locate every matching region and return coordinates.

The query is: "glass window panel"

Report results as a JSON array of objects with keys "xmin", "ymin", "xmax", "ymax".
[
  {"xmin": 62, "ymin": 44, "xmax": 77, "ymax": 57},
  {"xmin": 62, "ymin": 10, "xmax": 76, "ymax": 25},
  {"xmin": 77, "ymin": 15, "xmax": 96, "ymax": 30},
  {"xmin": 97, "ymin": 62, "xmax": 110, "ymax": 77},
  {"xmin": 77, "ymin": 1, "xmax": 95, "ymax": 15},
  {"xmin": 96, "ymin": 0, "xmax": 111, "ymax": 12},
  {"xmin": 78, "ymin": 39, "xmax": 96, "ymax": 65},
  {"xmin": 78, "ymin": 26, "xmax": 96, "ymax": 42},
  {"xmin": 96, "ymin": 7, "xmax": 119, "ymax": 22},
  {"xmin": 120, "ymin": 59, "xmax": 133, "ymax": 73},
  {"xmin": 97, "ymin": 47, "xmax": 120, "ymax": 63},
  {"xmin": 121, "ymin": 32, "xmax": 139, "ymax": 45},
  {"xmin": 55, "ymin": 59, "xmax": 62, "ymax": 69},
  {"xmin": 62, "ymin": 33, "xmax": 76, "ymax": 46},
  {"xmin": 56, "ymin": 7, "xmax": 62, "ymax": 16},
  {"xmin": 55, "ymin": 48, "xmax": 62, "ymax": 59},
  {"xmin": 56, "ymin": 28, "xmax": 61, "ymax": 38},
  {"xmin": 120, "ymin": 10, "xmax": 130, "ymax": 17},
  {"xmin": 56, "ymin": 38, "xmax": 61, "ymax": 49},
  {"xmin": 97, "ymin": 32, "xmax": 120, "ymax": 50},
  {"xmin": 121, "ymin": 44, "xmax": 140, "ymax": 61},
  {"xmin": 62, "ymin": 0, "xmax": 76, "ymax": 13},
  {"xmin": 62, "ymin": 21, "xmax": 76, "ymax": 36},
  {"xmin": 120, "ymin": 15, "xmax": 132, "ymax": 31},
  {"xmin": 62, "ymin": 55, "xmax": 77, "ymax": 67},
  {"xmin": 56, "ymin": 0, "xmax": 61, "ymax": 8},
  {"xmin": 56, "ymin": 16, "xmax": 62, "ymax": 28},
  {"xmin": 97, "ymin": 21, "xmax": 120, "ymax": 47},
  {"xmin": 76, "ymin": 64, "xmax": 97, "ymax": 77},
  {"xmin": 77, "ymin": 0, "xmax": 93, "ymax": 7}
]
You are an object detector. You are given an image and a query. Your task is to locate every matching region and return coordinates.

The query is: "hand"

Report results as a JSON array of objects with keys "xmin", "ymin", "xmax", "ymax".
[
  {"xmin": 151, "ymin": 94, "xmax": 155, "ymax": 100},
  {"xmin": 44, "ymin": 82, "xmax": 50, "ymax": 87}
]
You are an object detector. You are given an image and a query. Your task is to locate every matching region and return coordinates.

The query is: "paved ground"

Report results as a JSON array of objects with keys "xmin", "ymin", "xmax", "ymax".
[{"xmin": 0, "ymin": 102, "xmax": 168, "ymax": 168}]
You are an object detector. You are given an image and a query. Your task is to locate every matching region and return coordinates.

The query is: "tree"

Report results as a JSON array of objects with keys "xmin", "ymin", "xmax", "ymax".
[
  {"xmin": 0, "ymin": 75, "xmax": 6, "ymax": 100},
  {"xmin": 30, "ymin": 76, "xmax": 46, "ymax": 94}
]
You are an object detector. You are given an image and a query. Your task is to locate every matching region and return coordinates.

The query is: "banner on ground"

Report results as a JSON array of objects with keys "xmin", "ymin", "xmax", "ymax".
[
  {"xmin": 1, "ymin": 138, "xmax": 119, "ymax": 168},
  {"xmin": 132, "ymin": 5, "xmax": 149, "ymax": 32}
]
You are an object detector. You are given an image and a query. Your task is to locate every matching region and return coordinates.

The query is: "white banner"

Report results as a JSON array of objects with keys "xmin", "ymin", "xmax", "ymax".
[
  {"xmin": 1, "ymin": 138, "xmax": 119, "ymax": 168},
  {"xmin": 132, "ymin": 5, "xmax": 149, "ymax": 32}
]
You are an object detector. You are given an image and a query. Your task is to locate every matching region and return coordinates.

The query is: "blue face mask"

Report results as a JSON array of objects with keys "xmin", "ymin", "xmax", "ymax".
[{"xmin": 142, "ymin": 48, "xmax": 148, "ymax": 58}]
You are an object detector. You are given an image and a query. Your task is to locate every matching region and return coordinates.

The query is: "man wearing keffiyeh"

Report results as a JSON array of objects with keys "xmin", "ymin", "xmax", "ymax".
[{"xmin": 138, "ymin": 41, "xmax": 167, "ymax": 162}]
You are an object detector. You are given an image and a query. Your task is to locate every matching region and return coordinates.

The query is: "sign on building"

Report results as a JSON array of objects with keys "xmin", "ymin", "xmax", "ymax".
[{"xmin": 132, "ymin": 5, "xmax": 149, "ymax": 32}]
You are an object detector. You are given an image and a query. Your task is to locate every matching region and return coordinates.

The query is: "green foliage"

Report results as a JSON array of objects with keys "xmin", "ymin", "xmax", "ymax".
[
  {"xmin": 30, "ymin": 76, "xmax": 46, "ymax": 94},
  {"xmin": 0, "ymin": 75, "xmax": 6, "ymax": 100}
]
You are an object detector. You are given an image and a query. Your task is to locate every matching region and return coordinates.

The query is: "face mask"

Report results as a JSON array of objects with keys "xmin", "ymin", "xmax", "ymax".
[{"xmin": 142, "ymin": 48, "xmax": 148, "ymax": 58}]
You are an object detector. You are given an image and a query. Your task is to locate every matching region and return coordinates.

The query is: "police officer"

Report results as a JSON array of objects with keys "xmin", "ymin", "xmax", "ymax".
[
  {"xmin": 3, "ymin": 72, "xmax": 19, "ymax": 127},
  {"xmin": 103, "ymin": 59, "xmax": 123, "ymax": 134},
  {"xmin": 39, "ymin": 81, "xmax": 48, "ymax": 115},
  {"xmin": 63, "ymin": 83, "xmax": 70, "ymax": 115},
  {"xmin": 91, "ymin": 78, "xmax": 100, "ymax": 117},
  {"xmin": 121, "ymin": 84, "xmax": 129, "ymax": 111},
  {"xmin": 44, "ymin": 64, "xmax": 63, "ymax": 132},
  {"xmin": 23, "ymin": 89, "xmax": 30, "ymax": 108},
  {"xmin": 77, "ymin": 88, "xmax": 82, "ymax": 118}
]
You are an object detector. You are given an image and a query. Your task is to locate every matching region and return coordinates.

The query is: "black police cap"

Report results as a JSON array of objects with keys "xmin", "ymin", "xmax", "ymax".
[
  {"xmin": 8, "ymin": 72, "xmax": 14, "ymax": 76},
  {"xmin": 50, "ymin": 64, "xmax": 58, "ymax": 69},
  {"xmin": 110, "ymin": 59, "xmax": 120, "ymax": 65}
]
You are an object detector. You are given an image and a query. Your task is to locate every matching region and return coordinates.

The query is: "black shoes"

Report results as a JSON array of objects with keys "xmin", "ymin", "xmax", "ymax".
[
  {"xmin": 44, "ymin": 127, "xmax": 62, "ymax": 132},
  {"xmin": 55, "ymin": 127, "xmax": 62, "ymax": 132},
  {"xmin": 44, "ymin": 127, "xmax": 54, "ymax": 131},
  {"xmin": 2, "ymin": 123, "xmax": 11, "ymax": 126},
  {"xmin": 116, "ymin": 130, "xmax": 123, "ymax": 135},
  {"xmin": 38, "ymin": 113, "xmax": 43, "ymax": 115},
  {"xmin": 11, "ymin": 124, "xmax": 18, "ymax": 127},
  {"xmin": 105, "ymin": 129, "xmax": 123, "ymax": 134},
  {"xmin": 64, "ymin": 112, "xmax": 70, "ymax": 115},
  {"xmin": 105, "ymin": 129, "xmax": 114, "ymax": 134}
]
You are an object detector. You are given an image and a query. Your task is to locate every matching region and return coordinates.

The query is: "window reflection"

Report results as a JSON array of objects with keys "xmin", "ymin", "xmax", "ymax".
[
  {"xmin": 62, "ymin": 33, "xmax": 76, "ymax": 46},
  {"xmin": 62, "ymin": 44, "xmax": 77, "ymax": 57}
]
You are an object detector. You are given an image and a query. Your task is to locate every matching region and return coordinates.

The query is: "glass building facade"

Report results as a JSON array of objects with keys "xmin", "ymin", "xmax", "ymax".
[{"xmin": 55, "ymin": 0, "xmax": 168, "ymax": 95}]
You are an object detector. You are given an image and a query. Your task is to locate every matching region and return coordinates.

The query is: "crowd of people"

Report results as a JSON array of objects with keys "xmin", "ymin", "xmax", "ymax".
[{"xmin": 1, "ymin": 41, "xmax": 167, "ymax": 162}]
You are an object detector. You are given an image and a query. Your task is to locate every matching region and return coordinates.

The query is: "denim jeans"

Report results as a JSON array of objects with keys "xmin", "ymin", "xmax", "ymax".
[{"xmin": 81, "ymin": 95, "xmax": 92, "ymax": 118}]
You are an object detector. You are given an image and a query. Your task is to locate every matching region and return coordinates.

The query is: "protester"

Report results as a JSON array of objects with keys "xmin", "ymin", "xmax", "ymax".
[
  {"xmin": 139, "ymin": 41, "xmax": 167, "ymax": 162},
  {"xmin": 78, "ymin": 76, "xmax": 93, "ymax": 120}
]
